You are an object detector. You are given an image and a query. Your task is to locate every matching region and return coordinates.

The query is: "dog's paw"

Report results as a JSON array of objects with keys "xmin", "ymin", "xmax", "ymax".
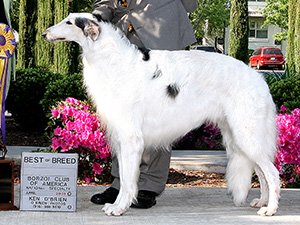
[
  {"xmin": 102, "ymin": 203, "xmax": 126, "ymax": 216},
  {"xmin": 257, "ymin": 206, "xmax": 277, "ymax": 216},
  {"xmin": 250, "ymin": 198, "xmax": 267, "ymax": 208}
]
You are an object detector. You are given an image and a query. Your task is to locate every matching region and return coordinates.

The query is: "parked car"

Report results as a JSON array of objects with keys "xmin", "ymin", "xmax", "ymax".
[
  {"xmin": 196, "ymin": 46, "xmax": 217, "ymax": 52},
  {"xmin": 249, "ymin": 47, "xmax": 285, "ymax": 70}
]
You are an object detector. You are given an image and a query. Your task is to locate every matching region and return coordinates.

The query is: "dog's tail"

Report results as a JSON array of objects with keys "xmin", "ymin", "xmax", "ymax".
[{"xmin": 226, "ymin": 152, "xmax": 254, "ymax": 206}]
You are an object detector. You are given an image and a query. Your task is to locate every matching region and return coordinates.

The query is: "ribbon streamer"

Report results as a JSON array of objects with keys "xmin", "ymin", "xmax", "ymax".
[{"xmin": 0, "ymin": 23, "xmax": 16, "ymax": 144}]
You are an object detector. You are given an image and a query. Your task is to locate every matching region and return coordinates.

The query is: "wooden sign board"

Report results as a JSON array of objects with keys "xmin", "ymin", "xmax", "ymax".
[
  {"xmin": 20, "ymin": 152, "xmax": 78, "ymax": 212},
  {"xmin": 0, "ymin": 160, "xmax": 18, "ymax": 210}
]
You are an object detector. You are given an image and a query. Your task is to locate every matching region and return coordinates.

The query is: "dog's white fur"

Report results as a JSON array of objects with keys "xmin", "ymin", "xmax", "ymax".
[{"xmin": 43, "ymin": 13, "xmax": 280, "ymax": 216}]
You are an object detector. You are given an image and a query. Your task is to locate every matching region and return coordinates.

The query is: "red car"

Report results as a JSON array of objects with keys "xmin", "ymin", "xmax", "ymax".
[{"xmin": 249, "ymin": 47, "xmax": 285, "ymax": 70}]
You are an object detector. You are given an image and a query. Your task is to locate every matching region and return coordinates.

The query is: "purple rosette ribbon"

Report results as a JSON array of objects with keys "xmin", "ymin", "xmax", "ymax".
[{"xmin": 0, "ymin": 23, "xmax": 16, "ymax": 59}]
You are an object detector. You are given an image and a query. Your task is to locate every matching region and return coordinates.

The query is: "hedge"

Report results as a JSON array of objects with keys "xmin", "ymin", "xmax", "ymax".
[{"xmin": 6, "ymin": 68, "xmax": 87, "ymax": 130}]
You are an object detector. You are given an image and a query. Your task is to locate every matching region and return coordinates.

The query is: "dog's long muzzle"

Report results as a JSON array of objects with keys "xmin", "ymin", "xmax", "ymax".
[{"xmin": 42, "ymin": 30, "xmax": 66, "ymax": 42}]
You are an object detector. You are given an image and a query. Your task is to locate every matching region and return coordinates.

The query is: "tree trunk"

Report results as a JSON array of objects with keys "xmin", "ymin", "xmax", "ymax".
[
  {"xmin": 228, "ymin": 0, "xmax": 249, "ymax": 64},
  {"xmin": 34, "ymin": 0, "xmax": 54, "ymax": 69},
  {"xmin": 294, "ymin": 0, "xmax": 300, "ymax": 73},
  {"xmin": 286, "ymin": 0, "xmax": 297, "ymax": 72},
  {"xmin": 17, "ymin": 0, "xmax": 37, "ymax": 69}
]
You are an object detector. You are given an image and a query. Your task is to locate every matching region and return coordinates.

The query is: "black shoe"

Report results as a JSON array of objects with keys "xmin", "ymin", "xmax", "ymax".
[
  {"xmin": 131, "ymin": 190, "xmax": 157, "ymax": 209},
  {"xmin": 91, "ymin": 187, "xmax": 119, "ymax": 204}
]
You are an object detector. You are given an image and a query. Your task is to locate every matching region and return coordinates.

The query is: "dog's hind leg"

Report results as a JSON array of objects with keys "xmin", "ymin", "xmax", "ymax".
[
  {"xmin": 228, "ymin": 130, "xmax": 280, "ymax": 215},
  {"xmin": 226, "ymin": 151, "xmax": 254, "ymax": 206},
  {"xmin": 238, "ymin": 124, "xmax": 280, "ymax": 215},
  {"xmin": 103, "ymin": 133, "xmax": 144, "ymax": 216},
  {"xmin": 219, "ymin": 121, "xmax": 254, "ymax": 206},
  {"xmin": 226, "ymin": 121, "xmax": 280, "ymax": 215},
  {"xmin": 250, "ymin": 165, "xmax": 268, "ymax": 208},
  {"xmin": 254, "ymin": 160, "xmax": 280, "ymax": 216}
]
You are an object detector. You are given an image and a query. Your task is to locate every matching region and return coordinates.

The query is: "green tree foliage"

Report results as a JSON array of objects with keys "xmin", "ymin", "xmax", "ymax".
[
  {"xmin": 34, "ymin": 1, "xmax": 53, "ymax": 68},
  {"xmin": 77, "ymin": 0, "xmax": 94, "ymax": 12},
  {"xmin": 41, "ymin": 73, "xmax": 87, "ymax": 114},
  {"xmin": 6, "ymin": 68, "xmax": 61, "ymax": 130},
  {"xmin": 16, "ymin": 0, "xmax": 37, "ymax": 69},
  {"xmin": 270, "ymin": 75, "xmax": 300, "ymax": 111},
  {"xmin": 294, "ymin": 0, "xmax": 300, "ymax": 73},
  {"xmin": 14, "ymin": 0, "xmax": 94, "ymax": 75},
  {"xmin": 6, "ymin": 68, "xmax": 87, "ymax": 131},
  {"xmin": 52, "ymin": 0, "xmax": 73, "ymax": 75},
  {"xmin": 190, "ymin": 0, "xmax": 230, "ymax": 42},
  {"xmin": 286, "ymin": 0, "xmax": 297, "ymax": 72},
  {"xmin": 228, "ymin": 0, "xmax": 249, "ymax": 63},
  {"xmin": 9, "ymin": 0, "xmax": 19, "ymax": 30},
  {"xmin": 261, "ymin": 0, "xmax": 288, "ymax": 41}
]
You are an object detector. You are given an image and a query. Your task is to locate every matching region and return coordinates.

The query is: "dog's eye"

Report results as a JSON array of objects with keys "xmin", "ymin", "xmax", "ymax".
[{"xmin": 66, "ymin": 21, "xmax": 72, "ymax": 25}]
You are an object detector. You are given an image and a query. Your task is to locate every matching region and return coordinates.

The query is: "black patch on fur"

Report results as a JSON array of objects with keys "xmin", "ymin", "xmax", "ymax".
[
  {"xmin": 138, "ymin": 47, "xmax": 150, "ymax": 61},
  {"xmin": 167, "ymin": 84, "xmax": 180, "ymax": 98},
  {"xmin": 75, "ymin": 17, "xmax": 89, "ymax": 35},
  {"xmin": 152, "ymin": 67, "xmax": 162, "ymax": 79},
  {"xmin": 92, "ymin": 13, "xmax": 108, "ymax": 22}
]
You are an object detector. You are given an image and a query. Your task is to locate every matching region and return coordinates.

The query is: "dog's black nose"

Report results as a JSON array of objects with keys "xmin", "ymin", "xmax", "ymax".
[{"xmin": 41, "ymin": 31, "xmax": 47, "ymax": 39}]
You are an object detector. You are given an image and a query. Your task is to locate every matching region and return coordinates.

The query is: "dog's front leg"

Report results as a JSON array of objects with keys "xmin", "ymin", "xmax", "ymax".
[{"xmin": 103, "ymin": 134, "xmax": 144, "ymax": 216}]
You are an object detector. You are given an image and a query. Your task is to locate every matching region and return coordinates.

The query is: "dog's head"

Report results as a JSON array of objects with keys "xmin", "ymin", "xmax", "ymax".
[{"xmin": 42, "ymin": 13, "xmax": 101, "ymax": 44}]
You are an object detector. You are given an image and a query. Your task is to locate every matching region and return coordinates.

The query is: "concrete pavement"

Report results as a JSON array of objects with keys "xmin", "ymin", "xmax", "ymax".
[
  {"xmin": 170, "ymin": 150, "xmax": 227, "ymax": 173},
  {"xmin": 2, "ymin": 186, "xmax": 300, "ymax": 225},
  {"xmin": 1, "ymin": 146, "xmax": 300, "ymax": 224}
]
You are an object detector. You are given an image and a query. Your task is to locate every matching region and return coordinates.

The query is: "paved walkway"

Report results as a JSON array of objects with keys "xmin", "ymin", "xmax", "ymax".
[
  {"xmin": 1, "ymin": 146, "xmax": 300, "ymax": 224},
  {"xmin": 2, "ymin": 186, "xmax": 300, "ymax": 225},
  {"xmin": 5, "ymin": 146, "xmax": 228, "ymax": 172}
]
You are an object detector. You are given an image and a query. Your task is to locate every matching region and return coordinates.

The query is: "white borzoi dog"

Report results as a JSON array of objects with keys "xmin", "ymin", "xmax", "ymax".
[{"xmin": 43, "ymin": 13, "xmax": 280, "ymax": 216}]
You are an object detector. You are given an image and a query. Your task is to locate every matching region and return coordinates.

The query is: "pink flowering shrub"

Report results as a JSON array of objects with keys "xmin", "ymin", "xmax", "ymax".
[
  {"xmin": 199, "ymin": 123, "xmax": 221, "ymax": 148},
  {"xmin": 275, "ymin": 106, "xmax": 300, "ymax": 187},
  {"xmin": 49, "ymin": 98, "xmax": 111, "ymax": 184},
  {"xmin": 174, "ymin": 123, "xmax": 221, "ymax": 150}
]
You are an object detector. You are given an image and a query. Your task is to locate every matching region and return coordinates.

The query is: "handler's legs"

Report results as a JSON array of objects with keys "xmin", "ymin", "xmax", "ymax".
[{"xmin": 91, "ymin": 149, "xmax": 171, "ymax": 208}]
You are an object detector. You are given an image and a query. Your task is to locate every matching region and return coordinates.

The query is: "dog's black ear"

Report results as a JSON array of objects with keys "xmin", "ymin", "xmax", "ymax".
[
  {"xmin": 92, "ymin": 13, "xmax": 108, "ymax": 22},
  {"xmin": 75, "ymin": 17, "xmax": 101, "ymax": 41},
  {"xmin": 85, "ymin": 20, "xmax": 101, "ymax": 41}
]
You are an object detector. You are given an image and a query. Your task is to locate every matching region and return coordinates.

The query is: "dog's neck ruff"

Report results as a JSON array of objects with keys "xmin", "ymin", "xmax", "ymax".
[
  {"xmin": 81, "ymin": 22, "xmax": 138, "ymax": 64},
  {"xmin": 80, "ymin": 21, "xmax": 147, "ymax": 133}
]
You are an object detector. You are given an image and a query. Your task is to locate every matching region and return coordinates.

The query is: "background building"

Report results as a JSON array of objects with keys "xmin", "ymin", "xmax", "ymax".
[{"xmin": 222, "ymin": 0, "xmax": 287, "ymax": 56}]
